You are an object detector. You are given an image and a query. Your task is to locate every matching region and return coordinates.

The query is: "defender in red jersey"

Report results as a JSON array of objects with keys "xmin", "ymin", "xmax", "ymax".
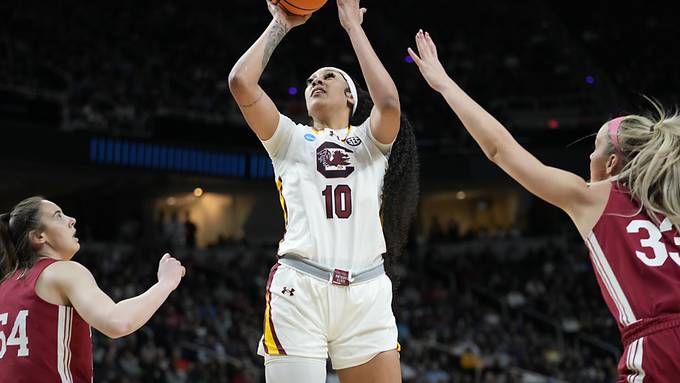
[
  {"xmin": 0, "ymin": 197, "xmax": 186, "ymax": 382},
  {"xmin": 410, "ymin": 31, "xmax": 680, "ymax": 382}
]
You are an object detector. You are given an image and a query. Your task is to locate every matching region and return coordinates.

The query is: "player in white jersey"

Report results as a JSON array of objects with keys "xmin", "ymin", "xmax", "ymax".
[{"xmin": 228, "ymin": 0, "xmax": 419, "ymax": 382}]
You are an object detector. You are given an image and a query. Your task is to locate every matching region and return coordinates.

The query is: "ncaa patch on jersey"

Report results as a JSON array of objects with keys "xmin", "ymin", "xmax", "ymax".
[
  {"xmin": 346, "ymin": 136, "xmax": 362, "ymax": 146},
  {"xmin": 304, "ymin": 133, "xmax": 316, "ymax": 142}
]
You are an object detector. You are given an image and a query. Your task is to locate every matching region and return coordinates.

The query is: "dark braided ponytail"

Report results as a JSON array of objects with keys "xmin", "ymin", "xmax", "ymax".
[{"xmin": 350, "ymin": 85, "xmax": 420, "ymax": 283}]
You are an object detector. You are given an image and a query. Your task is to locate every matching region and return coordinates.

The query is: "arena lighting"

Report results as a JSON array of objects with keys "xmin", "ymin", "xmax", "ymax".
[
  {"xmin": 89, "ymin": 137, "xmax": 269, "ymax": 178},
  {"xmin": 288, "ymin": 86, "xmax": 298, "ymax": 95},
  {"xmin": 166, "ymin": 197, "xmax": 176, "ymax": 206},
  {"xmin": 548, "ymin": 119, "xmax": 559, "ymax": 130},
  {"xmin": 193, "ymin": 187, "xmax": 204, "ymax": 197},
  {"xmin": 249, "ymin": 154, "xmax": 275, "ymax": 179},
  {"xmin": 404, "ymin": 55, "xmax": 414, "ymax": 64},
  {"xmin": 585, "ymin": 75, "xmax": 595, "ymax": 85},
  {"xmin": 456, "ymin": 191, "xmax": 466, "ymax": 200}
]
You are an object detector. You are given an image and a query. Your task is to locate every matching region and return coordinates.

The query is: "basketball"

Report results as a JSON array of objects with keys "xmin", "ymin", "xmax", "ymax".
[{"xmin": 273, "ymin": 0, "xmax": 328, "ymax": 16}]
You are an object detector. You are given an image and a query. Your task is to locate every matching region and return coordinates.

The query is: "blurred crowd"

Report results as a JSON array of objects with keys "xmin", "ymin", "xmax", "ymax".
[
  {"xmin": 3, "ymin": 0, "xmax": 676, "ymax": 148},
  {"xmin": 78, "ymin": 228, "xmax": 620, "ymax": 383},
  {"xmin": 3, "ymin": 1, "xmax": 672, "ymax": 381}
]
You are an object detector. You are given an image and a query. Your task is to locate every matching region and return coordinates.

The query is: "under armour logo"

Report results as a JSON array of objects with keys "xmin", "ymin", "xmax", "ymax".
[{"xmin": 282, "ymin": 287, "xmax": 295, "ymax": 296}]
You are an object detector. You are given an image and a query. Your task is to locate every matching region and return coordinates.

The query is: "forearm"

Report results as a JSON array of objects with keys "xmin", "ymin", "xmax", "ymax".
[
  {"xmin": 346, "ymin": 26, "xmax": 399, "ymax": 108},
  {"xmin": 107, "ymin": 282, "xmax": 173, "ymax": 338},
  {"xmin": 438, "ymin": 78, "xmax": 514, "ymax": 160},
  {"xmin": 228, "ymin": 19, "xmax": 289, "ymax": 89}
]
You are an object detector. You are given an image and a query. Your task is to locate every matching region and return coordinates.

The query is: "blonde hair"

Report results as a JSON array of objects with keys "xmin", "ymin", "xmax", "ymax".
[{"xmin": 606, "ymin": 99, "xmax": 680, "ymax": 231}]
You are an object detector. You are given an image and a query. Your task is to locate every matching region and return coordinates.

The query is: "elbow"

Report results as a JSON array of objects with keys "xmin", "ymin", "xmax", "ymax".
[
  {"xmin": 102, "ymin": 320, "xmax": 134, "ymax": 339},
  {"xmin": 105, "ymin": 332, "xmax": 124, "ymax": 340},
  {"xmin": 227, "ymin": 70, "xmax": 248, "ymax": 95},
  {"xmin": 227, "ymin": 71, "xmax": 241, "ymax": 94},
  {"xmin": 485, "ymin": 145, "xmax": 501, "ymax": 163}
]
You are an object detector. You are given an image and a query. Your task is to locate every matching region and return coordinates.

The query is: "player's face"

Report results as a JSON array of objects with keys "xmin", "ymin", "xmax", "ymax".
[
  {"xmin": 589, "ymin": 125, "xmax": 610, "ymax": 182},
  {"xmin": 39, "ymin": 200, "xmax": 80, "ymax": 259},
  {"xmin": 304, "ymin": 69, "xmax": 353, "ymax": 119}
]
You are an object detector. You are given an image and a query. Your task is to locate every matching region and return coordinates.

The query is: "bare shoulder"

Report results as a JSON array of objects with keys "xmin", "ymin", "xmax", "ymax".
[
  {"xmin": 570, "ymin": 180, "xmax": 613, "ymax": 238},
  {"xmin": 42, "ymin": 260, "xmax": 92, "ymax": 279},
  {"xmin": 43, "ymin": 260, "xmax": 96, "ymax": 289},
  {"xmin": 36, "ymin": 261, "xmax": 95, "ymax": 306}
]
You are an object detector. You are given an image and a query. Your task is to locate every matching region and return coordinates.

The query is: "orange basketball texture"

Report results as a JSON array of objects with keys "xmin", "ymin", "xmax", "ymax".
[{"xmin": 273, "ymin": 0, "xmax": 328, "ymax": 16}]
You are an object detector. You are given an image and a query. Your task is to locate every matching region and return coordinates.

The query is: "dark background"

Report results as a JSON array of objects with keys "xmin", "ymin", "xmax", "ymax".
[{"xmin": 1, "ymin": 0, "xmax": 678, "ymax": 382}]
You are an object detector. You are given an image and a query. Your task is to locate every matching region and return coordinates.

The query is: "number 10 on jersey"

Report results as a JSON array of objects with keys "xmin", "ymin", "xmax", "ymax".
[{"xmin": 322, "ymin": 185, "xmax": 352, "ymax": 219}]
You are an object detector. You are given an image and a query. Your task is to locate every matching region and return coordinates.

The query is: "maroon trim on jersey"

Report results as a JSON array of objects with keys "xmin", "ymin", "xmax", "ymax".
[
  {"xmin": 262, "ymin": 263, "xmax": 286, "ymax": 355},
  {"xmin": 277, "ymin": 177, "xmax": 289, "ymax": 228},
  {"xmin": 276, "ymin": 177, "xmax": 289, "ymax": 252}
]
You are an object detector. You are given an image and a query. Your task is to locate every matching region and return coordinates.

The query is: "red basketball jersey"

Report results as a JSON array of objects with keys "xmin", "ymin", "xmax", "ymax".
[
  {"xmin": 586, "ymin": 182, "xmax": 680, "ymax": 331},
  {"xmin": 0, "ymin": 258, "xmax": 93, "ymax": 382}
]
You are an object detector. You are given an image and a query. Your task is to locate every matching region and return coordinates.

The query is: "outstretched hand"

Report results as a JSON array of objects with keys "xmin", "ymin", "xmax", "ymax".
[
  {"xmin": 337, "ymin": 0, "xmax": 366, "ymax": 31},
  {"xmin": 407, "ymin": 30, "xmax": 451, "ymax": 92},
  {"xmin": 267, "ymin": 0, "xmax": 311, "ymax": 30}
]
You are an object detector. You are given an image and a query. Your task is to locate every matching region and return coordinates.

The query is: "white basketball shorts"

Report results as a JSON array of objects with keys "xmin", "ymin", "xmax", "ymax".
[{"xmin": 257, "ymin": 262, "xmax": 399, "ymax": 369}]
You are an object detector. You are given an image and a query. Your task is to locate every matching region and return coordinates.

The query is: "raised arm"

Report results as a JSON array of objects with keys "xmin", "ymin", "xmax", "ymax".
[
  {"xmin": 337, "ymin": 0, "xmax": 400, "ymax": 144},
  {"xmin": 45, "ymin": 254, "xmax": 185, "ymax": 339},
  {"xmin": 228, "ymin": 1, "xmax": 309, "ymax": 140},
  {"xmin": 408, "ymin": 30, "xmax": 592, "ymax": 216}
]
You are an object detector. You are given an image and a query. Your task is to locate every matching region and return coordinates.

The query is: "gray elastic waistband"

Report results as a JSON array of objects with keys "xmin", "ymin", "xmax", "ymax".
[{"xmin": 278, "ymin": 254, "xmax": 385, "ymax": 285}]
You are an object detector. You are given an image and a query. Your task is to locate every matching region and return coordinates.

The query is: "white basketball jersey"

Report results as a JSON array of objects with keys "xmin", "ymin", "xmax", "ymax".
[{"xmin": 261, "ymin": 114, "xmax": 392, "ymax": 271}]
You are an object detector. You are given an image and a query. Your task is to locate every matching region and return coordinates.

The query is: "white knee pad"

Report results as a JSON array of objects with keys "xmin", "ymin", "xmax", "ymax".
[{"xmin": 264, "ymin": 355, "xmax": 327, "ymax": 383}]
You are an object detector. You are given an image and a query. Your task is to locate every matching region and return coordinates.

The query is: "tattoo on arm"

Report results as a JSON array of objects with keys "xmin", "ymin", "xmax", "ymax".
[{"xmin": 262, "ymin": 20, "xmax": 288, "ymax": 68}]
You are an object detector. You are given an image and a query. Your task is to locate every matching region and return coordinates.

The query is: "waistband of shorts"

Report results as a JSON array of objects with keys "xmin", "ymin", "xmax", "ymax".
[
  {"xmin": 278, "ymin": 254, "xmax": 385, "ymax": 286},
  {"xmin": 621, "ymin": 313, "xmax": 680, "ymax": 348}
]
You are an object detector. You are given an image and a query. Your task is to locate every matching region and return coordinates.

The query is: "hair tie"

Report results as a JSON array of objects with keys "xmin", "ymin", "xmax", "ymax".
[{"xmin": 608, "ymin": 117, "xmax": 626, "ymax": 155}]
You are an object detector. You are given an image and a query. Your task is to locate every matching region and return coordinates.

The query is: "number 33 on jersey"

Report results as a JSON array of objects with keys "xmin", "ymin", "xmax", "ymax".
[
  {"xmin": 627, "ymin": 217, "xmax": 680, "ymax": 267},
  {"xmin": 587, "ymin": 183, "xmax": 680, "ymax": 328}
]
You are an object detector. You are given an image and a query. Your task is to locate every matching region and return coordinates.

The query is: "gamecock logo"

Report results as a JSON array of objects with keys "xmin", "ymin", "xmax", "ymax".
[{"xmin": 316, "ymin": 142, "xmax": 354, "ymax": 178}]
